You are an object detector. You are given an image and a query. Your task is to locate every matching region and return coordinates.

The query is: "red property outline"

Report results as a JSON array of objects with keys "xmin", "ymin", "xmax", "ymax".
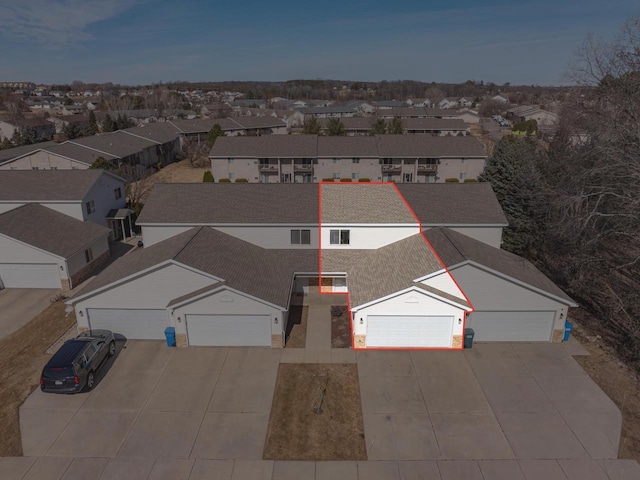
[{"xmin": 317, "ymin": 181, "xmax": 474, "ymax": 350}]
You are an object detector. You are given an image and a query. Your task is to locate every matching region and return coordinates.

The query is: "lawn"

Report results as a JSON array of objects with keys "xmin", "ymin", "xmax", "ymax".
[{"xmin": 263, "ymin": 363, "xmax": 366, "ymax": 461}]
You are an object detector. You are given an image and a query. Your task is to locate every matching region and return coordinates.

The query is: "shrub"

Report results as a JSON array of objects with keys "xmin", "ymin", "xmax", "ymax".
[
  {"xmin": 322, "ymin": 178, "xmax": 335, "ymax": 182},
  {"xmin": 235, "ymin": 178, "xmax": 248, "ymax": 183},
  {"xmin": 358, "ymin": 178, "xmax": 371, "ymax": 182},
  {"xmin": 445, "ymin": 178, "xmax": 460, "ymax": 183},
  {"xmin": 202, "ymin": 170, "xmax": 214, "ymax": 182},
  {"xmin": 463, "ymin": 178, "xmax": 478, "ymax": 183},
  {"xmin": 340, "ymin": 178, "xmax": 352, "ymax": 182},
  {"xmin": 218, "ymin": 178, "xmax": 231, "ymax": 183}
]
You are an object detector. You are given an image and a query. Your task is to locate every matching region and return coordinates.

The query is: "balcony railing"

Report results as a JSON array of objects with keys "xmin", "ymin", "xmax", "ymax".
[
  {"xmin": 293, "ymin": 163, "xmax": 314, "ymax": 172},
  {"xmin": 417, "ymin": 164, "xmax": 438, "ymax": 173},
  {"xmin": 258, "ymin": 164, "xmax": 278, "ymax": 173},
  {"xmin": 381, "ymin": 164, "xmax": 401, "ymax": 173}
]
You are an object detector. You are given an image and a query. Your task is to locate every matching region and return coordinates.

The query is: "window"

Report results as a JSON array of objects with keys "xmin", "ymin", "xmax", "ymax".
[
  {"xmin": 291, "ymin": 229, "xmax": 311, "ymax": 245},
  {"xmin": 330, "ymin": 229, "xmax": 350, "ymax": 245},
  {"xmin": 228, "ymin": 158, "xmax": 234, "ymax": 163},
  {"xmin": 84, "ymin": 248, "xmax": 94, "ymax": 263},
  {"xmin": 459, "ymin": 173, "xmax": 467, "ymax": 180},
  {"xmin": 50, "ymin": 167, "xmax": 58, "ymax": 170},
  {"xmin": 461, "ymin": 158, "xmax": 466, "ymax": 164},
  {"xmin": 32, "ymin": 166, "xmax": 39, "ymax": 170},
  {"xmin": 352, "ymin": 172, "xmax": 359, "ymax": 180},
  {"xmin": 333, "ymin": 158, "xmax": 340, "ymax": 164},
  {"xmin": 333, "ymin": 173, "xmax": 340, "ymax": 180},
  {"xmin": 114, "ymin": 187, "xmax": 122, "ymax": 200},
  {"xmin": 85, "ymin": 200, "xmax": 95, "ymax": 215},
  {"xmin": 352, "ymin": 158, "xmax": 360, "ymax": 164},
  {"xmin": 229, "ymin": 173, "xmax": 236, "ymax": 180}
]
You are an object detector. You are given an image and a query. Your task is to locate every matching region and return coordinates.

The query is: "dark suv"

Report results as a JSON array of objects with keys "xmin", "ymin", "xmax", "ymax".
[{"xmin": 40, "ymin": 330, "xmax": 116, "ymax": 393}]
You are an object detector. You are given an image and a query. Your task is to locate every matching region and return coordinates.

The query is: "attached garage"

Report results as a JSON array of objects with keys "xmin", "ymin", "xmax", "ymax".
[
  {"xmin": 0, "ymin": 263, "xmax": 61, "ymax": 289},
  {"xmin": 467, "ymin": 311, "xmax": 554, "ymax": 342},
  {"xmin": 366, "ymin": 315, "xmax": 454, "ymax": 348},
  {"xmin": 186, "ymin": 314, "xmax": 272, "ymax": 346},
  {"xmin": 87, "ymin": 308, "xmax": 169, "ymax": 340}
]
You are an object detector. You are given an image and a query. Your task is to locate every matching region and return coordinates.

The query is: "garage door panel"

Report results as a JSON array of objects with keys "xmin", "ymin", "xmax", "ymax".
[
  {"xmin": 367, "ymin": 315, "xmax": 454, "ymax": 348},
  {"xmin": 469, "ymin": 311, "xmax": 554, "ymax": 342},
  {"xmin": 186, "ymin": 314, "xmax": 271, "ymax": 346},
  {"xmin": 87, "ymin": 308, "xmax": 168, "ymax": 340},
  {"xmin": 0, "ymin": 263, "xmax": 60, "ymax": 289}
]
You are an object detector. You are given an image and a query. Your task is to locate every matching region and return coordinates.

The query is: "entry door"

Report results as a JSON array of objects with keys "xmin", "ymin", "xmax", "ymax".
[{"xmin": 404, "ymin": 173, "xmax": 413, "ymax": 183}]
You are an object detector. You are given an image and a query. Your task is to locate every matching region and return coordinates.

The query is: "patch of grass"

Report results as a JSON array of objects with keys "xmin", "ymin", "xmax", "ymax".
[
  {"xmin": 285, "ymin": 306, "xmax": 308, "ymax": 348},
  {"xmin": 263, "ymin": 363, "xmax": 366, "ymax": 461},
  {"xmin": 331, "ymin": 305, "xmax": 351, "ymax": 348},
  {"xmin": 0, "ymin": 301, "xmax": 76, "ymax": 456}
]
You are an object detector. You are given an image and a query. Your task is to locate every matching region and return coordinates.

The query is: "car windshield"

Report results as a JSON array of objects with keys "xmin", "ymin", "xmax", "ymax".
[{"xmin": 43, "ymin": 366, "xmax": 75, "ymax": 379}]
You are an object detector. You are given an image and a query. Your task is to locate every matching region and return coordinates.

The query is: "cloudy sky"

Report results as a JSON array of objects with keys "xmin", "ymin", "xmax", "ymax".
[{"xmin": 0, "ymin": 0, "xmax": 637, "ymax": 86}]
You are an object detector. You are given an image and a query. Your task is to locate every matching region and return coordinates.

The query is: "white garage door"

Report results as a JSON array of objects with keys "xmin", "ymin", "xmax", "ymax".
[
  {"xmin": 87, "ymin": 308, "xmax": 168, "ymax": 340},
  {"xmin": 0, "ymin": 263, "xmax": 61, "ymax": 289},
  {"xmin": 186, "ymin": 314, "xmax": 272, "ymax": 346},
  {"xmin": 367, "ymin": 315, "xmax": 454, "ymax": 348},
  {"xmin": 468, "ymin": 311, "xmax": 554, "ymax": 342}
]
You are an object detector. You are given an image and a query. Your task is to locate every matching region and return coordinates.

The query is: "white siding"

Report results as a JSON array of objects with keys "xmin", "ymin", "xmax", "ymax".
[
  {"xmin": 352, "ymin": 289, "xmax": 468, "ymax": 340},
  {"xmin": 450, "ymin": 264, "xmax": 569, "ymax": 332},
  {"xmin": 0, "ymin": 151, "xmax": 90, "ymax": 170},
  {"xmin": 66, "ymin": 235, "xmax": 109, "ymax": 277},
  {"xmin": 0, "ymin": 234, "xmax": 66, "ymax": 273},
  {"xmin": 141, "ymin": 225, "xmax": 193, "ymax": 246},
  {"xmin": 321, "ymin": 225, "xmax": 419, "ymax": 249},
  {"xmin": 420, "ymin": 270, "xmax": 465, "ymax": 298},
  {"xmin": 449, "ymin": 226, "xmax": 503, "ymax": 248},
  {"xmin": 171, "ymin": 288, "xmax": 283, "ymax": 341},
  {"xmin": 82, "ymin": 174, "xmax": 127, "ymax": 226},
  {"xmin": 214, "ymin": 226, "xmax": 318, "ymax": 249}
]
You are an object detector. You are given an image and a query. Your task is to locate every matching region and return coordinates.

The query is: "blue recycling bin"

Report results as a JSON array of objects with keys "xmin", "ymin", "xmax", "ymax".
[
  {"xmin": 164, "ymin": 327, "xmax": 176, "ymax": 347},
  {"xmin": 563, "ymin": 321, "xmax": 573, "ymax": 342}
]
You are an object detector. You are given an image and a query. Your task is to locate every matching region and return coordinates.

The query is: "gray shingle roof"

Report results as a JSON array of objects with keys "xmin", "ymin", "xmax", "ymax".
[
  {"xmin": 42, "ymin": 143, "xmax": 117, "ymax": 166},
  {"xmin": 168, "ymin": 118, "xmax": 241, "ymax": 134},
  {"xmin": 71, "ymin": 131, "xmax": 157, "ymax": 158},
  {"xmin": 137, "ymin": 183, "xmax": 319, "ymax": 224},
  {"xmin": 318, "ymin": 117, "xmax": 373, "ymax": 131},
  {"xmin": 0, "ymin": 141, "xmax": 58, "ymax": 164},
  {"xmin": 424, "ymin": 227, "xmax": 576, "ymax": 304},
  {"xmin": 73, "ymin": 227, "xmax": 318, "ymax": 308},
  {"xmin": 396, "ymin": 183, "xmax": 508, "ymax": 225},
  {"xmin": 209, "ymin": 135, "xmax": 318, "ymax": 158},
  {"xmin": 122, "ymin": 123, "xmax": 181, "ymax": 144},
  {"xmin": 0, "ymin": 204, "xmax": 109, "ymax": 258},
  {"xmin": 230, "ymin": 117, "xmax": 286, "ymax": 129},
  {"xmin": 0, "ymin": 169, "xmax": 112, "ymax": 201},
  {"xmin": 317, "ymin": 136, "xmax": 378, "ymax": 157},
  {"xmin": 375, "ymin": 135, "xmax": 486, "ymax": 158},
  {"xmin": 403, "ymin": 118, "xmax": 468, "ymax": 131},
  {"xmin": 321, "ymin": 183, "xmax": 418, "ymax": 224}
]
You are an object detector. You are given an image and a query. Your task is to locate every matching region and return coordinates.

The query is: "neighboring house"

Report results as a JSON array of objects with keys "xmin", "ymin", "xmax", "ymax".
[
  {"xmin": 491, "ymin": 94, "xmax": 509, "ymax": 104},
  {"xmin": 377, "ymin": 107, "xmax": 429, "ymax": 119},
  {"xmin": 345, "ymin": 100, "xmax": 376, "ymax": 114},
  {"xmin": 0, "ymin": 118, "xmax": 55, "ymax": 142},
  {"xmin": 62, "ymin": 105, "xmax": 86, "ymax": 116},
  {"xmin": 438, "ymin": 97, "xmax": 474, "ymax": 109},
  {"xmin": 453, "ymin": 108, "xmax": 480, "ymax": 124},
  {"xmin": 403, "ymin": 118, "xmax": 469, "ymax": 135},
  {"xmin": 67, "ymin": 182, "xmax": 573, "ymax": 348},
  {"xmin": 168, "ymin": 117, "xmax": 287, "ymax": 144},
  {"xmin": 318, "ymin": 117, "xmax": 374, "ymax": 136},
  {"xmin": 0, "ymin": 204, "xmax": 110, "ymax": 290},
  {"xmin": 0, "ymin": 169, "xmax": 128, "ymax": 240},
  {"xmin": 300, "ymin": 106, "xmax": 357, "ymax": 118},
  {"xmin": 405, "ymin": 98, "xmax": 433, "ymax": 108},
  {"xmin": 241, "ymin": 108, "xmax": 305, "ymax": 130},
  {"xmin": 0, "ymin": 141, "xmax": 58, "ymax": 167},
  {"xmin": 374, "ymin": 100, "xmax": 406, "ymax": 109},
  {"xmin": 231, "ymin": 99, "xmax": 267, "ymax": 110},
  {"xmin": 507, "ymin": 105, "xmax": 558, "ymax": 126},
  {"xmin": 209, "ymin": 135, "xmax": 487, "ymax": 184},
  {"xmin": 47, "ymin": 114, "xmax": 89, "ymax": 134}
]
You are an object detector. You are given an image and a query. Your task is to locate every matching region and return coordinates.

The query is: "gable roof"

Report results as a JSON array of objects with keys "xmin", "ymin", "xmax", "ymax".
[
  {"xmin": 424, "ymin": 227, "xmax": 576, "ymax": 305},
  {"xmin": 317, "ymin": 136, "xmax": 378, "ymax": 157},
  {"xmin": 73, "ymin": 227, "xmax": 318, "ymax": 308},
  {"xmin": 403, "ymin": 118, "xmax": 468, "ymax": 131},
  {"xmin": 395, "ymin": 183, "xmax": 508, "ymax": 225},
  {"xmin": 70, "ymin": 131, "xmax": 157, "ymax": 158},
  {"xmin": 0, "ymin": 204, "xmax": 109, "ymax": 258},
  {"xmin": 0, "ymin": 169, "xmax": 121, "ymax": 201},
  {"xmin": 210, "ymin": 135, "xmax": 318, "ymax": 158},
  {"xmin": 137, "ymin": 183, "xmax": 319, "ymax": 224},
  {"xmin": 41, "ymin": 143, "xmax": 118, "ymax": 166},
  {"xmin": 321, "ymin": 183, "xmax": 418, "ymax": 224},
  {"xmin": 0, "ymin": 141, "xmax": 58, "ymax": 164},
  {"xmin": 376, "ymin": 135, "xmax": 486, "ymax": 158},
  {"xmin": 121, "ymin": 123, "xmax": 181, "ymax": 144}
]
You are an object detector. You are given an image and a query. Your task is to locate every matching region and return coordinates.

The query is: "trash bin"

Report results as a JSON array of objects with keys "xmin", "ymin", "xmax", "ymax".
[
  {"xmin": 164, "ymin": 327, "xmax": 176, "ymax": 347},
  {"xmin": 563, "ymin": 321, "xmax": 573, "ymax": 342},
  {"xmin": 463, "ymin": 328, "xmax": 475, "ymax": 349}
]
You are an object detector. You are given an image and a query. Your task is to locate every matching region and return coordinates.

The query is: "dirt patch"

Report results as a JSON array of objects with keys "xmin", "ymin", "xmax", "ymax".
[
  {"xmin": 263, "ymin": 363, "xmax": 366, "ymax": 461},
  {"xmin": 285, "ymin": 306, "xmax": 308, "ymax": 348},
  {"xmin": 0, "ymin": 300, "xmax": 76, "ymax": 456},
  {"xmin": 569, "ymin": 311, "xmax": 640, "ymax": 462},
  {"xmin": 138, "ymin": 159, "xmax": 211, "ymax": 203},
  {"xmin": 331, "ymin": 305, "xmax": 351, "ymax": 348}
]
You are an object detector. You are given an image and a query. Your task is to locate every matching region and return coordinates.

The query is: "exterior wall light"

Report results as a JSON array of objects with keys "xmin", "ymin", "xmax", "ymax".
[
  {"xmin": 79, "ymin": 311, "xmax": 83, "ymax": 317},
  {"xmin": 360, "ymin": 318, "xmax": 363, "ymax": 325},
  {"xmin": 458, "ymin": 318, "xmax": 462, "ymax": 324}
]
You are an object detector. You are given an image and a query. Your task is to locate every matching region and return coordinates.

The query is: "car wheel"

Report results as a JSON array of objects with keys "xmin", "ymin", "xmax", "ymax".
[
  {"xmin": 108, "ymin": 340, "xmax": 116, "ymax": 357},
  {"xmin": 86, "ymin": 371, "xmax": 95, "ymax": 391}
]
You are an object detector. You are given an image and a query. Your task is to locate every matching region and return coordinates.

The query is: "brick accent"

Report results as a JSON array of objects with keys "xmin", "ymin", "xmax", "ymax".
[
  {"xmin": 70, "ymin": 250, "xmax": 111, "ymax": 289},
  {"xmin": 354, "ymin": 334, "xmax": 366, "ymax": 348},
  {"xmin": 271, "ymin": 334, "xmax": 283, "ymax": 348},
  {"xmin": 61, "ymin": 279, "xmax": 71, "ymax": 291},
  {"xmin": 452, "ymin": 335, "xmax": 463, "ymax": 349},
  {"xmin": 77, "ymin": 326, "xmax": 89, "ymax": 334},
  {"xmin": 552, "ymin": 329, "xmax": 564, "ymax": 343},
  {"xmin": 176, "ymin": 333, "xmax": 188, "ymax": 348},
  {"xmin": 320, "ymin": 277, "xmax": 333, "ymax": 293}
]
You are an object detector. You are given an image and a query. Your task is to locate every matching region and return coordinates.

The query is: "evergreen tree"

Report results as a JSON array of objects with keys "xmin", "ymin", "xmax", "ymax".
[
  {"xmin": 86, "ymin": 110, "xmax": 98, "ymax": 135},
  {"xmin": 326, "ymin": 117, "xmax": 346, "ymax": 136},
  {"xmin": 0, "ymin": 137, "xmax": 13, "ymax": 150},
  {"xmin": 102, "ymin": 113, "xmax": 115, "ymax": 132},
  {"xmin": 207, "ymin": 124, "xmax": 225, "ymax": 144},
  {"xmin": 388, "ymin": 117, "xmax": 404, "ymax": 134},
  {"xmin": 202, "ymin": 170, "xmax": 214, "ymax": 182},
  {"xmin": 90, "ymin": 156, "xmax": 116, "ymax": 171},
  {"xmin": 63, "ymin": 122, "xmax": 82, "ymax": 139},
  {"xmin": 302, "ymin": 116, "xmax": 320, "ymax": 134},
  {"xmin": 370, "ymin": 118, "xmax": 387, "ymax": 135}
]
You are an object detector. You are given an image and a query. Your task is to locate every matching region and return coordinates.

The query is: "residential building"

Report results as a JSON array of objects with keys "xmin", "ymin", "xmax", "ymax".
[
  {"xmin": 507, "ymin": 105, "xmax": 558, "ymax": 126},
  {"xmin": 300, "ymin": 106, "xmax": 357, "ymax": 118},
  {"xmin": 209, "ymin": 135, "xmax": 487, "ymax": 183},
  {"xmin": 0, "ymin": 118, "xmax": 55, "ymax": 142}
]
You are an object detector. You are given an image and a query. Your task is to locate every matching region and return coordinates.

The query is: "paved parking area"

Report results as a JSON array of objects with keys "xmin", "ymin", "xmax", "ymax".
[
  {"xmin": 9, "ymin": 341, "xmax": 640, "ymax": 479},
  {"xmin": 0, "ymin": 288, "xmax": 60, "ymax": 339}
]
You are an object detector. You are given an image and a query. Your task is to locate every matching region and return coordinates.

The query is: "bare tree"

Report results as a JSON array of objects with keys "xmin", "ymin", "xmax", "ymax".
[{"xmin": 117, "ymin": 164, "xmax": 156, "ymax": 213}]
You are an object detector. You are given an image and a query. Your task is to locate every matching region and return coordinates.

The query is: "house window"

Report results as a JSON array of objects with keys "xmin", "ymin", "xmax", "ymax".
[
  {"xmin": 50, "ymin": 167, "xmax": 58, "ymax": 170},
  {"xmin": 84, "ymin": 248, "xmax": 94, "ymax": 263},
  {"xmin": 85, "ymin": 200, "xmax": 95, "ymax": 215},
  {"xmin": 333, "ymin": 158, "xmax": 339, "ymax": 164},
  {"xmin": 333, "ymin": 173, "xmax": 340, "ymax": 180},
  {"xmin": 229, "ymin": 173, "xmax": 236, "ymax": 180},
  {"xmin": 330, "ymin": 229, "xmax": 350, "ymax": 245},
  {"xmin": 114, "ymin": 187, "xmax": 122, "ymax": 200},
  {"xmin": 352, "ymin": 158, "xmax": 360, "ymax": 164},
  {"xmin": 460, "ymin": 173, "xmax": 467, "ymax": 180},
  {"xmin": 291, "ymin": 229, "xmax": 311, "ymax": 245},
  {"xmin": 228, "ymin": 158, "xmax": 234, "ymax": 163},
  {"xmin": 352, "ymin": 172, "xmax": 359, "ymax": 180},
  {"xmin": 461, "ymin": 158, "xmax": 466, "ymax": 164},
  {"xmin": 32, "ymin": 167, "xmax": 39, "ymax": 170}
]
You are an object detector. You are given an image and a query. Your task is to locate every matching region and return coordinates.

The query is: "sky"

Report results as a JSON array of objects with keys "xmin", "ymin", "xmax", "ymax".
[{"xmin": 0, "ymin": 0, "xmax": 637, "ymax": 86}]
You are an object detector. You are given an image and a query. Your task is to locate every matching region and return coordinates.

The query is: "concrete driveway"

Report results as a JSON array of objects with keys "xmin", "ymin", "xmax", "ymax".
[
  {"xmin": 0, "ymin": 288, "xmax": 60, "ymax": 339},
  {"xmin": 9, "ymin": 342, "xmax": 640, "ymax": 480}
]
